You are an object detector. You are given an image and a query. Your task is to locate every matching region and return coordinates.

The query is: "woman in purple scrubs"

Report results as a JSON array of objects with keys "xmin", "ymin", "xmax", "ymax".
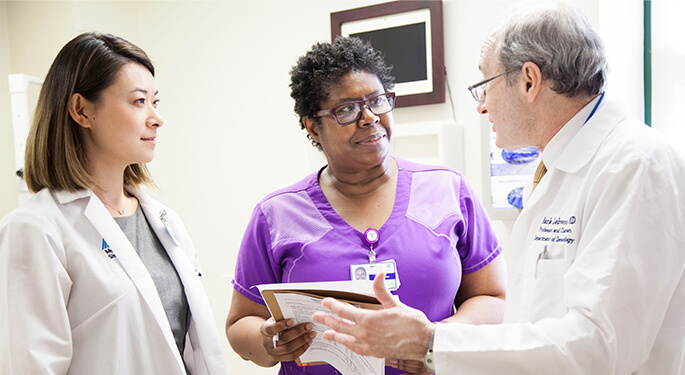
[{"xmin": 226, "ymin": 37, "xmax": 506, "ymax": 375}]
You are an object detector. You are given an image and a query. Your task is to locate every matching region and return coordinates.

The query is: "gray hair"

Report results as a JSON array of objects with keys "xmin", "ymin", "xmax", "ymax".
[{"xmin": 494, "ymin": 2, "xmax": 608, "ymax": 97}]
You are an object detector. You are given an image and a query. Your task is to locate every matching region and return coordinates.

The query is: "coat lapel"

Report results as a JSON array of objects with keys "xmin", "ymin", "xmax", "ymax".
[
  {"xmin": 59, "ymin": 189, "xmax": 183, "ymax": 369},
  {"xmin": 133, "ymin": 188, "xmax": 227, "ymax": 373}
]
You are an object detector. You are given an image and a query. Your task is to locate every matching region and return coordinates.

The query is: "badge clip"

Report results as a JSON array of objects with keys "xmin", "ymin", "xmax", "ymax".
[{"xmin": 363, "ymin": 228, "xmax": 379, "ymax": 265}]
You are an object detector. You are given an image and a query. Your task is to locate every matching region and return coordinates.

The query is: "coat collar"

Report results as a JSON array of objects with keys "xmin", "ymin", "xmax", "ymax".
[
  {"xmin": 522, "ymin": 98, "xmax": 626, "ymax": 207},
  {"xmin": 554, "ymin": 100, "xmax": 626, "ymax": 174},
  {"xmin": 53, "ymin": 188, "xmax": 90, "ymax": 205}
]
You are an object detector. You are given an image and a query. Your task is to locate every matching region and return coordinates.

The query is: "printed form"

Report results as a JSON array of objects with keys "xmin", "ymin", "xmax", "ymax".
[
  {"xmin": 274, "ymin": 293, "xmax": 384, "ymax": 374},
  {"xmin": 258, "ymin": 281, "xmax": 385, "ymax": 375}
]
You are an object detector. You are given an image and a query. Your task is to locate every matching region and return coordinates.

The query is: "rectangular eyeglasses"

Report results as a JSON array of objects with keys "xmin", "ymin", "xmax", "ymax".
[
  {"xmin": 467, "ymin": 69, "xmax": 518, "ymax": 102},
  {"xmin": 314, "ymin": 92, "xmax": 396, "ymax": 126}
]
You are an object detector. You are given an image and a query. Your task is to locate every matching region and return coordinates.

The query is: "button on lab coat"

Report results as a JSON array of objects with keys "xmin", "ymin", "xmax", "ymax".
[
  {"xmin": 432, "ymin": 100, "xmax": 685, "ymax": 374},
  {"xmin": 0, "ymin": 188, "xmax": 227, "ymax": 374}
]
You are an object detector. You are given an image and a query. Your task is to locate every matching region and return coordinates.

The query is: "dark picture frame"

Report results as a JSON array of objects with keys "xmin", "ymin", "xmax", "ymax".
[{"xmin": 331, "ymin": 0, "xmax": 445, "ymax": 108}]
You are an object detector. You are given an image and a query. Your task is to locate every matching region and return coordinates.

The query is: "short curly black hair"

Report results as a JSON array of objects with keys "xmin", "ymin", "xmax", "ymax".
[{"xmin": 289, "ymin": 36, "xmax": 395, "ymax": 150}]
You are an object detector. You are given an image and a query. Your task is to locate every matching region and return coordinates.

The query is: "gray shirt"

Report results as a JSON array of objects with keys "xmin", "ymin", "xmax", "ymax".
[{"xmin": 114, "ymin": 204, "xmax": 190, "ymax": 367}]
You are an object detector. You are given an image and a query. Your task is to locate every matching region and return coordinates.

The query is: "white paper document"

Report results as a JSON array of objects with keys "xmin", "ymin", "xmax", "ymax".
[{"xmin": 258, "ymin": 281, "xmax": 384, "ymax": 375}]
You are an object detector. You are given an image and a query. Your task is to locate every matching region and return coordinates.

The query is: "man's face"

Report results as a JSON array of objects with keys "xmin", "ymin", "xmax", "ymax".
[{"xmin": 476, "ymin": 43, "xmax": 534, "ymax": 150}]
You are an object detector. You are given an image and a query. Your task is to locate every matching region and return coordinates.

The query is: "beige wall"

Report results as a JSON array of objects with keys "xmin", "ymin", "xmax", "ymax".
[
  {"xmin": 1, "ymin": 2, "xmax": 17, "ymax": 216},
  {"xmin": 1, "ymin": 1, "xmax": 606, "ymax": 373}
]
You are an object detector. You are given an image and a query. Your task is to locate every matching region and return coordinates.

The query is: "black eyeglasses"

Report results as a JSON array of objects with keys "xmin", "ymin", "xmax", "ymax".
[
  {"xmin": 467, "ymin": 69, "xmax": 519, "ymax": 102},
  {"xmin": 314, "ymin": 92, "xmax": 396, "ymax": 126}
]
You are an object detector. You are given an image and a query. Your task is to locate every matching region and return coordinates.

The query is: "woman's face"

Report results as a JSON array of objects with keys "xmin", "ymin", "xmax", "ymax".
[
  {"xmin": 308, "ymin": 71, "xmax": 394, "ymax": 173},
  {"xmin": 81, "ymin": 62, "xmax": 163, "ymax": 172}
]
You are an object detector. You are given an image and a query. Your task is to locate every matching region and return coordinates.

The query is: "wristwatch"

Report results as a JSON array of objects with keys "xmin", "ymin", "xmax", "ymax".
[{"xmin": 423, "ymin": 324, "xmax": 436, "ymax": 373}]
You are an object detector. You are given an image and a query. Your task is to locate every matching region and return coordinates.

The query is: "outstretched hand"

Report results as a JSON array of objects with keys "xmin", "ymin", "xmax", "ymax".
[{"xmin": 312, "ymin": 273, "xmax": 433, "ymax": 361}]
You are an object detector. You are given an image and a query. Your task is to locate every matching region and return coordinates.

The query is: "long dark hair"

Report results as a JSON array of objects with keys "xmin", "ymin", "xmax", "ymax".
[{"xmin": 25, "ymin": 32, "xmax": 156, "ymax": 193}]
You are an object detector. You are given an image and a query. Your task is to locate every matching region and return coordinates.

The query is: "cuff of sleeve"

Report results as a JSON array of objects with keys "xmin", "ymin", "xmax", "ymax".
[{"xmin": 423, "ymin": 323, "xmax": 437, "ymax": 372}]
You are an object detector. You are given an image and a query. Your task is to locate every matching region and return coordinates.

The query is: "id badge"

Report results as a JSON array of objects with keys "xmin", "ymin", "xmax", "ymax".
[{"xmin": 350, "ymin": 259, "xmax": 400, "ymax": 291}]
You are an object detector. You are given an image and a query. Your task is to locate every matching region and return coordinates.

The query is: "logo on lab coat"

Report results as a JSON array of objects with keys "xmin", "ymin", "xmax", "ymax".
[{"xmin": 101, "ymin": 239, "xmax": 116, "ymax": 259}]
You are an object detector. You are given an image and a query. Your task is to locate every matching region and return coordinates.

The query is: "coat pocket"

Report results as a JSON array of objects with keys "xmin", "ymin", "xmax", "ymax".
[{"xmin": 531, "ymin": 258, "xmax": 568, "ymax": 321}]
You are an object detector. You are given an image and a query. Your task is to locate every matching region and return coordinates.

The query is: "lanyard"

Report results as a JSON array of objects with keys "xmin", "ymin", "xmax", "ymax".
[
  {"xmin": 583, "ymin": 91, "xmax": 605, "ymax": 125},
  {"xmin": 363, "ymin": 228, "xmax": 379, "ymax": 265}
]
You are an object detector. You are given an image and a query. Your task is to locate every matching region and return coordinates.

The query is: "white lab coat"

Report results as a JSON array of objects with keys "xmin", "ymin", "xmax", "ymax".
[
  {"xmin": 0, "ymin": 187, "xmax": 227, "ymax": 375},
  {"xmin": 433, "ymin": 98, "xmax": 685, "ymax": 374}
]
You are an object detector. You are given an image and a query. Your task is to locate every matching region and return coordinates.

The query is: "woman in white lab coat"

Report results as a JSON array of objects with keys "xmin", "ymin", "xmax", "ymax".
[{"xmin": 0, "ymin": 32, "xmax": 227, "ymax": 375}]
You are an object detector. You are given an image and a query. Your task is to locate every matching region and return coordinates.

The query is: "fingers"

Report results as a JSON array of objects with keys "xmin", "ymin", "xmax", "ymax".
[
  {"xmin": 316, "ymin": 273, "xmax": 399, "ymax": 323},
  {"xmin": 272, "ymin": 322, "xmax": 315, "ymax": 349},
  {"xmin": 373, "ymin": 272, "xmax": 399, "ymax": 309},
  {"xmin": 261, "ymin": 319, "xmax": 316, "ymax": 362},
  {"xmin": 321, "ymin": 330, "xmax": 384, "ymax": 359},
  {"xmin": 312, "ymin": 308, "xmax": 358, "ymax": 336},
  {"xmin": 320, "ymin": 330, "xmax": 367, "ymax": 355},
  {"xmin": 260, "ymin": 317, "xmax": 292, "ymax": 337},
  {"xmin": 272, "ymin": 325, "xmax": 315, "ymax": 356},
  {"xmin": 319, "ymin": 297, "xmax": 363, "ymax": 328},
  {"xmin": 314, "ymin": 287, "xmax": 434, "ymax": 361}
]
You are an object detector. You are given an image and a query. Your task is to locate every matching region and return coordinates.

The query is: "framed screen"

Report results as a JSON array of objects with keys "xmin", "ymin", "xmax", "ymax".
[{"xmin": 331, "ymin": 1, "xmax": 444, "ymax": 107}]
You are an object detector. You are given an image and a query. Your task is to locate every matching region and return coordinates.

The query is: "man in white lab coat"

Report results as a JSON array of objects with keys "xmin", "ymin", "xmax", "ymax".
[{"xmin": 312, "ymin": 2, "xmax": 685, "ymax": 374}]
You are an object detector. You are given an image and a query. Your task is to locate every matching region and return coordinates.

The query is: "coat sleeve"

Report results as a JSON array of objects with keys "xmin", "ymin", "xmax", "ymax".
[
  {"xmin": 432, "ymin": 145, "xmax": 685, "ymax": 374},
  {"xmin": 0, "ymin": 212, "xmax": 73, "ymax": 374}
]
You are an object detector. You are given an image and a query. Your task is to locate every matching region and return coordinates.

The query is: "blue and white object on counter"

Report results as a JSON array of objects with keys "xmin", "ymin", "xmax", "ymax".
[
  {"xmin": 507, "ymin": 187, "xmax": 524, "ymax": 209},
  {"xmin": 501, "ymin": 147, "xmax": 540, "ymax": 165}
]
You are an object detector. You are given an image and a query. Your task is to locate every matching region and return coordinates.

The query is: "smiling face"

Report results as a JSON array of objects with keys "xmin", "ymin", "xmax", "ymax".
[
  {"xmin": 305, "ymin": 70, "xmax": 393, "ymax": 173},
  {"xmin": 78, "ymin": 62, "xmax": 163, "ymax": 174}
]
